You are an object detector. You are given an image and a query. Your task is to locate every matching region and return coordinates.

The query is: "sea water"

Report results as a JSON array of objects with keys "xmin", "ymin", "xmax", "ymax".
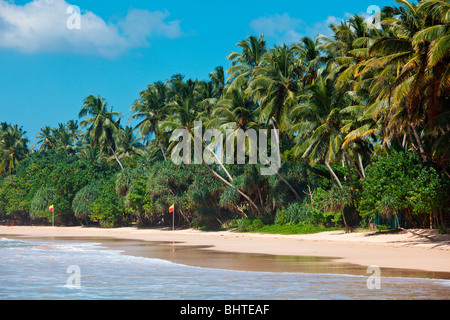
[{"xmin": 0, "ymin": 237, "xmax": 449, "ymax": 300}]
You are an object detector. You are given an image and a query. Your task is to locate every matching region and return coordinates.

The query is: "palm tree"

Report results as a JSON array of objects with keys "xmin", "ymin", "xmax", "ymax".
[
  {"xmin": 206, "ymin": 87, "xmax": 258, "ymax": 132},
  {"xmin": 130, "ymin": 81, "xmax": 170, "ymax": 159},
  {"xmin": 293, "ymin": 36, "xmax": 324, "ymax": 86},
  {"xmin": 33, "ymin": 126, "xmax": 55, "ymax": 152},
  {"xmin": 66, "ymin": 120, "xmax": 82, "ymax": 141},
  {"xmin": 114, "ymin": 126, "xmax": 146, "ymax": 161},
  {"xmin": 209, "ymin": 66, "xmax": 226, "ymax": 99},
  {"xmin": 247, "ymin": 44, "xmax": 304, "ymax": 134},
  {"xmin": 363, "ymin": 0, "xmax": 450, "ymax": 170},
  {"xmin": 0, "ymin": 124, "xmax": 29, "ymax": 175},
  {"xmin": 205, "ymin": 87, "xmax": 259, "ymax": 166},
  {"xmin": 78, "ymin": 95, "xmax": 123, "ymax": 170},
  {"xmin": 76, "ymin": 144, "xmax": 107, "ymax": 165},
  {"xmin": 227, "ymin": 35, "xmax": 267, "ymax": 91},
  {"xmin": 159, "ymin": 79, "xmax": 263, "ymax": 215},
  {"xmin": 52, "ymin": 123, "xmax": 76, "ymax": 155},
  {"xmin": 291, "ymin": 76, "xmax": 352, "ymax": 188}
]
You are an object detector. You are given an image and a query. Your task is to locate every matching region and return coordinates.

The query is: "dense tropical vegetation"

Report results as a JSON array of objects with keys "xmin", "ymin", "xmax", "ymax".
[{"xmin": 0, "ymin": 0, "xmax": 448, "ymax": 232}]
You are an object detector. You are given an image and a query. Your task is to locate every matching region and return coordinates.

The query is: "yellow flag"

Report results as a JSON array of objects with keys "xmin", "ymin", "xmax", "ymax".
[
  {"xmin": 169, "ymin": 204, "xmax": 174, "ymax": 213},
  {"xmin": 49, "ymin": 205, "xmax": 54, "ymax": 212}
]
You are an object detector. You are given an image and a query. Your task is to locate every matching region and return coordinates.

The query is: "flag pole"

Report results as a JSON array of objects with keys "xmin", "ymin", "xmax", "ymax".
[
  {"xmin": 52, "ymin": 208, "xmax": 54, "ymax": 227},
  {"xmin": 172, "ymin": 204, "xmax": 175, "ymax": 231}
]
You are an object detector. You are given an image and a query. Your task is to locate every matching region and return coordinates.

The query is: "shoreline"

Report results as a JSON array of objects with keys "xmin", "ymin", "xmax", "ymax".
[{"xmin": 1, "ymin": 226, "xmax": 450, "ymax": 278}]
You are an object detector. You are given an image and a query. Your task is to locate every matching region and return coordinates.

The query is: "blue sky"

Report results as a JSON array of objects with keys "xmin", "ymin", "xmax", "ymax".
[{"xmin": 0, "ymin": 0, "xmax": 396, "ymax": 146}]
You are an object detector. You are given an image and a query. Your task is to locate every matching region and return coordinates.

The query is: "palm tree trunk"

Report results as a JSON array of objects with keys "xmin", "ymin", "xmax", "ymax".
[
  {"xmin": 202, "ymin": 159, "xmax": 262, "ymax": 215},
  {"xmin": 109, "ymin": 146, "xmax": 124, "ymax": 170},
  {"xmin": 411, "ymin": 125, "xmax": 427, "ymax": 162},
  {"xmin": 260, "ymin": 155, "xmax": 300, "ymax": 199},
  {"xmin": 270, "ymin": 118, "xmax": 281, "ymax": 168},
  {"xmin": 358, "ymin": 153, "xmax": 366, "ymax": 178},
  {"xmin": 345, "ymin": 152, "xmax": 363, "ymax": 179},
  {"xmin": 407, "ymin": 126, "xmax": 419, "ymax": 157},
  {"xmin": 203, "ymin": 138, "xmax": 234, "ymax": 182},
  {"xmin": 159, "ymin": 141, "xmax": 167, "ymax": 161},
  {"xmin": 343, "ymin": 152, "xmax": 355, "ymax": 191},
  {"xmin": 325, "ymin": 161, "xmax": 343, "ymax": 189}
]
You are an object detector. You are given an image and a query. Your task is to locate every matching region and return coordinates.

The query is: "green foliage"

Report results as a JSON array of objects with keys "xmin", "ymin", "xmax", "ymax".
[
  {"xmin": 1, "ymin": 0, "xmax": 449, "ymax": 231},
  {"xmin": 438, "ymin": 224, "xmax": 447, "ymax": 235},
  {"xmin": 89, "ymin": 177, "xmax": 125, "ymax": 227},
  {"xmin": 359, "ymin": 152, "xmax": 449, "ymax": 227},
  {"xmin": 29, "ymin": 187, "xmax": 57, "ymax": 221},
  {"xmin": 0, "ymin": 150, "xmax": 117, "ymax": 225},
  {"xmin": 257, "ymin": 223, "xmax": 340, "ymax": 235},
  {"xmin": 72, "ymin": 181, "xmax": 100, "ymax": 222},
  {"xmin": 237, "ymin": 218, "xmax": 264, "ymax": 232}
]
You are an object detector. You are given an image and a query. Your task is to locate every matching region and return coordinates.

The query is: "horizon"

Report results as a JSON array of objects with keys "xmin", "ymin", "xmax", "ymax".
[{"xmin": 0, "ymin": 0, "xmax": 396, "ymax": 146}]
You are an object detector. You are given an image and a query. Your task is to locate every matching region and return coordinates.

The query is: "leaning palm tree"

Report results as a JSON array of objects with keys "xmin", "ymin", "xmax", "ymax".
[
  {"xmin": 159, "ymin": 89, "xmax": 263, "ymax": 215},
  {"xmin": 78, "ymin": 95, "xmax": 123, "ymax": 170},
  {"xmin": 291, "ymin": 76, "xmax": 352, "ymax": 188},
  {"xmin": 205, "ymin": 87, "xmax": 259, "ymax": 167}
]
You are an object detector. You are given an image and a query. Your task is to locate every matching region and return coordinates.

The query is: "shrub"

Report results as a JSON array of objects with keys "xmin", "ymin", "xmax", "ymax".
[
  {"xmin": 359, "ymin": 152, "xmax": 449, "ymax": 228},
  {"xmin": 237, "ymin": 218, "xmax": 264, "ymax": 232}
]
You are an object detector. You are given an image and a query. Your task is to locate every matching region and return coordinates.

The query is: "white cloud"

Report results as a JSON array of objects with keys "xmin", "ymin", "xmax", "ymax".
[
  {"xmin": 250, "ymin": 13, "xmax": 344, "ymax": 44},
  {"xmin": 250, "ymin": 13, "xmax": 303, "ymax": 44},
  {"xmin": 0, "ymin": 0, "xmax": 182, "ymax": 58},
  {"xmin": 305, "ymin": 16, "xmax": 344, "ymax": 38}
]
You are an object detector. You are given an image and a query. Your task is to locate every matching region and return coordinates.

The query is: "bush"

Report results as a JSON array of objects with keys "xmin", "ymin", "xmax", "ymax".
[
  {"xmin": 274, "ymin": 198, "xmax": 342, "ymax": 227},
  {"xmin": 359, "ymin": 152, "xmax": 449, "ymax": 228},
  {"xmin": 29, "ymin": 187, "xmax": 57, "ymax": 222},
  {"xmin": 237, "ymin": 218, "xmax": 264, "ymax": 232},
  {"xmin": 89, "ymin": 177, "xmax": 125, "ymax": 227}
]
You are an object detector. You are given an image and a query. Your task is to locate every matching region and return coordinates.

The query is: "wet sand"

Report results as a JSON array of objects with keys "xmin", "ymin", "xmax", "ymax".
[{"xmin": 1, "ymin": 226, "xmax": 450, "ymax": 279}]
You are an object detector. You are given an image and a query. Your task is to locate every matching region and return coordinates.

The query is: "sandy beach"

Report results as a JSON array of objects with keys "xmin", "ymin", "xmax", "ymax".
[{"xmin": 1, "ymin": 226, "xmax": 450, "ymax": 276}]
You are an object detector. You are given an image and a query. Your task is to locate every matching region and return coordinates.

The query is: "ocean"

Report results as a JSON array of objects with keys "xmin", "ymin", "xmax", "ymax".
[{"xmin": 0, "ymin": 237, "xmax": 449, "ymax": 300}]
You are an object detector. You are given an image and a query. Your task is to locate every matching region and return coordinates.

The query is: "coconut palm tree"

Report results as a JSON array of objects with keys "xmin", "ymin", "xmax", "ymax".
[
  {"xmin": 246, "ymin": 44, "xmax": 304, "ymax": 134},
  {"xmin": 114, "ymin": 126, "xmax": 146, "ymax": 161},
  {"xmin": 0, "ymin": 124, "xmax": 29, "ymax": 174},
  {"xmin": 52, "ymin": 123, "xmax": 76, "ymax": 155},
  {"xmin": 226, "ymin": 35, "xmax": 267, "ymax": 91},
  {"xmin": 78, "ymin": 95, "xmax": 123, "ymax": 169},
  {"xmin": 66, "ymin": 120, "xmax": 82, "ymax": 142},
  {"xmin": 33, "ymin": 126, "xmax": 56, "ymax": 152},
  {"xmin": 363, "ymin": 0, "xmax": 450, "ymax": 169},
  {"xmin": 130, "ymin": 81, "xmax": 170, "ymax": 159},
  {"xmin": 291, "ymin": 76, "xmax": 353, "ymax": 188},
  {"xmin": 159, "ymin": 79, "xmax": 263, "ymax": 215}
]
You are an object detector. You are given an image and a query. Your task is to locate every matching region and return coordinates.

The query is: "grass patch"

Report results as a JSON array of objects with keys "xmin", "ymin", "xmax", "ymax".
[{"xmin": 251, "ymin": 223, "xmax": 341, "ymax": 235}]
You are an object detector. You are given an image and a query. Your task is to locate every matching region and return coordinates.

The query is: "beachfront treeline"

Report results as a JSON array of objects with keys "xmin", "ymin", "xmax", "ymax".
[{"xmin": 0, "ymin": 0, "xmax": 449, "ymax": 230}]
